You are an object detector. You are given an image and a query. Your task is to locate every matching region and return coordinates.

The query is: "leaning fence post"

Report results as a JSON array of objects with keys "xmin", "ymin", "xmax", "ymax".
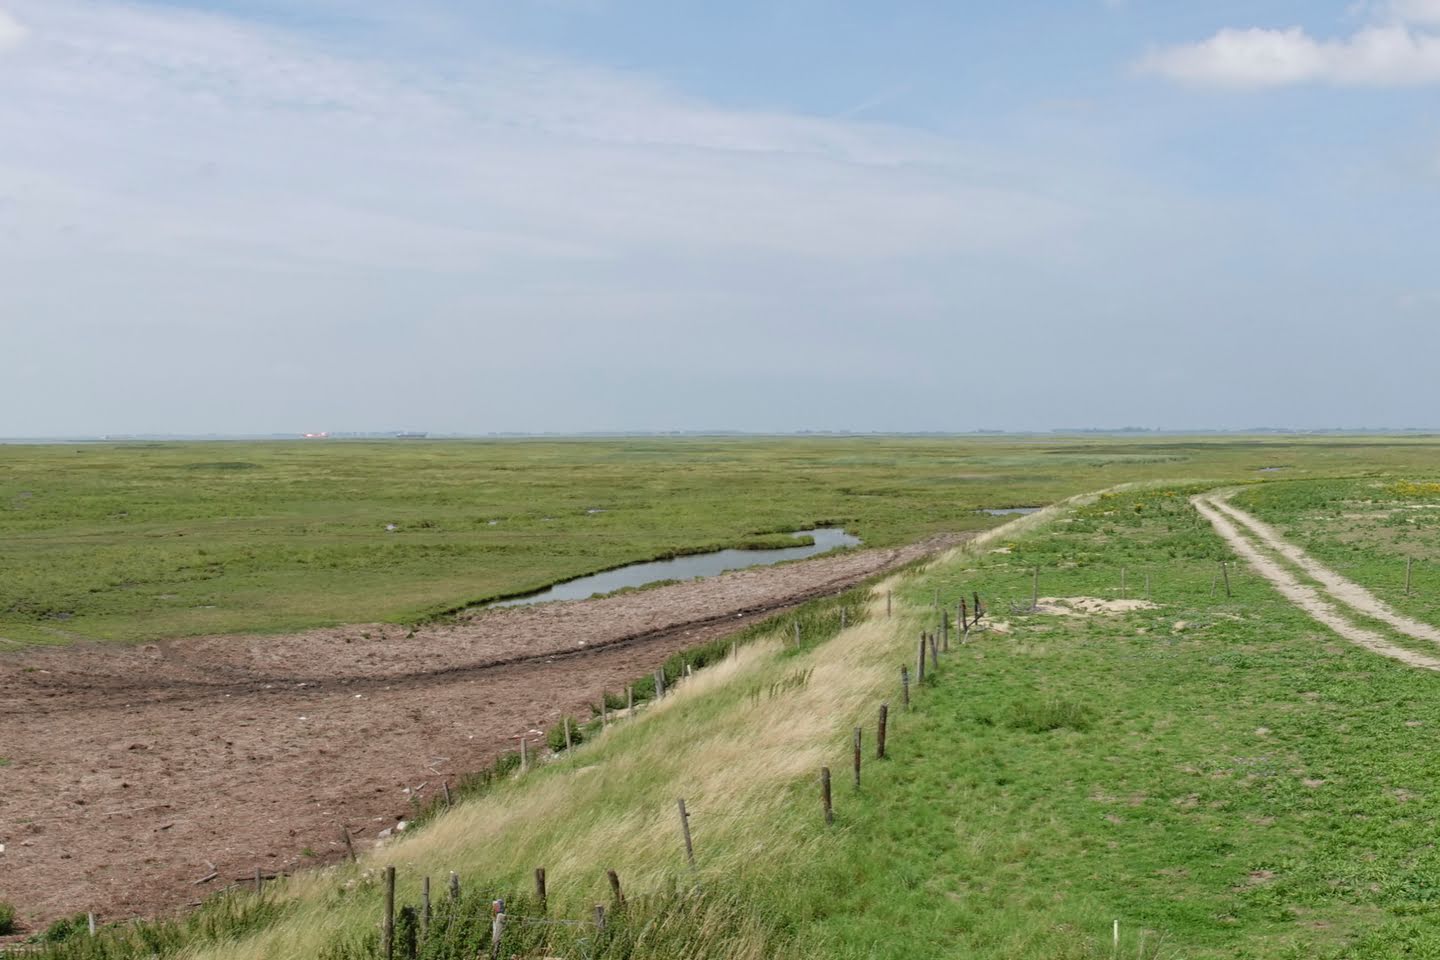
[
  {"xmin": 677, "ymin": 798, "xmax": 696, "ymax": 867},
  {"xmin": 853, "ymin": 726, "xmax": 862, "ymax": 787},
  {"xmin": 594, "ymin": 903, "xmax": 607, "ymax": 932},
  {"xmin": 973, "ymin": 592, "xmax": 982, "ymax": 622},
  {"xmin": 820, "ymin": 766, "xmax": 834, "ymax": 825},
  {"xmin": 961, "ymin": 596, "xmax": 969, "ymax": 630},
  {"xmin": 877, "ymin": 702, "xmax": 889, "ymax": 759},
  {"xmin": 901, "ymin": 665, "xmax": 910, "ymax": 708},
  {"xmin": 382, "ymin": 865, "xmax": 395, "ymax": 960}
]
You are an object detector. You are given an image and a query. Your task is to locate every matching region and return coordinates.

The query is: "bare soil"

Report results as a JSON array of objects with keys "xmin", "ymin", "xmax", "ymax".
[{"xmin": 0, "ymin": 535, "xmax": 958, "ymax": 933}]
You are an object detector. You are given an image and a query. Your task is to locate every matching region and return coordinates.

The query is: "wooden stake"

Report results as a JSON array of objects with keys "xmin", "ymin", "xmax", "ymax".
[
  {"xmin": 1032, "ymin": 567, "xmax": 1039, "ymax": 609},
  {"xmin": 901, "ymin": 665, "xmax": 910, "ymax": 708},
  {"xmin": 254, "ymin": 866, "xmax": 263, "ymax": 895},
  {"xmin": 961, "ymin": 596, "xmax": 969, "ymax": 630},
  {"xmin": 382, "ymin": 865, "xmax": 395, "ymax": 960},
  {"xmin": 341, "ymin": 825, "xmax": 357, "ymax": 863},
  {"xmin": 677, "ymin": 798, "xmax": 696, "ymax": 867},
  {"xmin": 928, "ymin": 632, "xmax": 939, "ymax": 671},
  {"xmin": 607, "ymin": 868, "xmax": 625, "ymax": 907},
  {"xmin": 973, "ymin": 591, "xmax": 982, "ymax": 622},
  {"xmin": 564, "ymin": 717, "xmax": 573, "ymax": 753},
  {"xmin": 887, "ymin": 590, "xmax": 892, "ymax": 618},
  {"xmin": 941, "ymin": 612, "xmax": 949, "ymax": 651},
  {"xmin": 448, "ymin": 872, "xmax": 460, "ymax": 901},
  {"xmin": 853, "ymin": 726, "xmax": 862, "ymax": 787},
  {"xmin": 1222, "ymin": 562, "xmax": 1232, "ymax": 598},
  {"xmin": 594, "ymin": 903, "xmax": 607, "ymax": 932},
  {"xmin": 655, "ymin": 669, "xmax": 666, "ymax": 699},
  {"xmin": 87, "ymin": 913, "xmax": 96, "ymax": 937},
  {"xmin": 602, "ymin": 697, "xmax": 609, "ymax": 727},
  {"xmin": 442, "ymin": 781, "xmax": 452, "ymax": 807},
  {"xmin": 916, "ymin": 635, "xmax": 926, "ymax": 683},
  {"xmin": 1407, "ymin": 557, "xmax": 1414, "ymax": 596},
  {"xmin": 627, "ymin": 684, "xmax": 634, "ymax": 714},
  {"xmin": 534, "ymin": 867, "xmax": 547, "ymax": 912},
  {"xmin": 820, "ymin": 766, "xmax": 834, "ymax": 825},
  {"xmin": 520, "ymin": 737, "xmax": 528, "ymax": 772},
  {"xmin": 877, "ymin": 702, "xmax": 888, "ymax": 759},
  {"xmin": 421, "ymin": 876, "xmax": 431, "ymax": 941},
  {"xmin": 490, "ymin": 912, "xmax": 505, "ymax": 960}
]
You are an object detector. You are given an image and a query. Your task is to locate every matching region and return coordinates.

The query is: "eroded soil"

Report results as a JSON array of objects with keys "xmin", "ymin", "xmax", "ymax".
[{"xmin": 0, "ymin": 535, "xmax": 958, "ymax": 932}]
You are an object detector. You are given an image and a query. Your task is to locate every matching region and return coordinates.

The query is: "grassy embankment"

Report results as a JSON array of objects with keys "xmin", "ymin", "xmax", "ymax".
[
  {"xmin": 5, "ymin": 435, "xmax": 1439, "ymax": 647},
  {"xmin": 25, "ymin": 479, "xmax": 1440, "ymax": 958}
]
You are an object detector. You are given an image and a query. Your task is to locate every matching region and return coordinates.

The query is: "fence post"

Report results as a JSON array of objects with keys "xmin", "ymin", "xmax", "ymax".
[
  {"xmin": 449, "ymin": 871, "xmax": 460, "ymax": 901},
  {"xmin": 941, "ymin": 612, "xmax": 949, "ymax": 652},
  {"xmin": 677, "ymin": 798, "xmax": 696, "ymax": 867},
  {"xmin": 929, "ymin": 632, "xmax": 939, "ymax": 671},
  {"xmin": 564, "ymin": 717, "xmax": 573, "ymax": 753},
  {"xmin": 821, "ymin": 767, "xmax": 834, "ymax": 825},
  {"xmin": 961, "ymin": 596, "xmax": 969, "ymax": 630},
  {"xmin": 1407, "ymin": 557, "xmax": 1414, "ymax": 595},
  {"xmin": 887, "ymin": 591, "xmax": 892, "ymax": 618},
  {"xmin": 916, "ymin": 635, "xmax": 926, "ymax": 683},
  {"xmin": 901, "ymin": 665, "xmax": 910, "ymax": 708},
  {"xmin": 595, "ymin": 904, "xmax": 607, "ymax": 932},
  {"xmin": 421, "ymin": 876, "xmax": 431, "ymax": 941},
  {"xmin": 655, "ymin": 669, "xmax": 666, "ymax": 699},
  {"xmin": 877, "ymin": 702, "xmax": 889, "ymax": 759},
  {"xmin": 534, "ymin": 867, "xmax": 547, "ymax": 913},
  {"xmin": 607, "ymin": 868, "xmax": 626, "ymax": 907},
  {"xmin": 382, "ymin": 865, "xmax": 395, "ymax": 960},
  {"xmin": 341, "ymin": 825, "xmax": 357, "ymax": 863},
  {"xmin": 794, "ymin": 621, "xmax": 801, "ymax": 648},
  {"xmin": 973, "ymin": 592, "xmax": 982, "ymax": 622},
  {"xmin": 628, "ymin": 684, "xmax": 634, "ymax": 714},
  {"xmin": 520, "ymin": 737, "xmax": 528, "ymax": 772},
  {"xmin": 490, "ymin": 912, "xmax": 505, "ymax": 960},
  {"xmin": 87, "ymin": 913, "xmax": 96, "ymax": 937},
  {"xmin": 1222, "ymin": 562, "xmax": 1232, "ymax": 598},
  {"xmin": 841, "ymin": 608, "xmax": 847, "ymax": 630},
  {"xmin": 1032, "ymin": 567, "xmax": 1039, "ymax": 609}
]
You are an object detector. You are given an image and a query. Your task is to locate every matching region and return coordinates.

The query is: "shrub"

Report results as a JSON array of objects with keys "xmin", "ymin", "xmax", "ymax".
[
  {"xmin": 1004, "ymin": 698, "xmax": 1094, "ymax": 733},
  {"xmin": 0, "ymin": 900, "xmax": 15, "ymax": 936}
]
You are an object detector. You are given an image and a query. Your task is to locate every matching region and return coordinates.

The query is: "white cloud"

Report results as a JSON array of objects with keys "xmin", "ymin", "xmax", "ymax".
[
  {"xmin": 1385, "ymin": 0, "xmax": 1440, "ymax": 26},
  {"xmin": 1140, "ymin": 20, "xmax": 1440, "ymax": 88},
  {"xmin": 0, "ymin": 9, "xmax": 28, "ymax": 51}
]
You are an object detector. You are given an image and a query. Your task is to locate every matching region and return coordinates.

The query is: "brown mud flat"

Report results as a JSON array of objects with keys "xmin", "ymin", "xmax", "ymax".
[{"xmin": 0, "ymin": 535, "xmax": 959, "ymax": 932}]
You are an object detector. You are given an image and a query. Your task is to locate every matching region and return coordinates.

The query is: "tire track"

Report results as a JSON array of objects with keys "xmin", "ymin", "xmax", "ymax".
[{"xmin": 1192, "ymin": 490, "xmax": 1440, "ymax": 672}]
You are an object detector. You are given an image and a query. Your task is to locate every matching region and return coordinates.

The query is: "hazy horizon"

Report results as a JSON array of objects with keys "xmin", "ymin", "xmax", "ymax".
[{"xmin": 3, "ymin": 1, "xmax": 1438, "ymax": 436}]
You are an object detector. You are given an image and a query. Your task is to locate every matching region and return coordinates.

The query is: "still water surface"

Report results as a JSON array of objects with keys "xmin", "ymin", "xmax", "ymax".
[{"xmin": 492, "ymin": 527, "xmax": 862, "ymax": 608}]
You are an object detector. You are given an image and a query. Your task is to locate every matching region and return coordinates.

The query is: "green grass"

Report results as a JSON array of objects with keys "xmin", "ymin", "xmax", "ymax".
[
  {"xmin": 27, "ymin": 479, "xmax": 1440, "ymax": 958},
  {"xmin": 6, "ymin": 435, "xmax": 1440, "ymax": 646}
]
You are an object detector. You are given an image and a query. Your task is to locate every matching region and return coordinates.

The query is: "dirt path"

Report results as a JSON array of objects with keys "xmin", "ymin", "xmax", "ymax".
[
  {"xmin": 1192, "ymin": 491, "xmax": 1440, "ymax": 671},
  {"xmin": 0, "ymin": 534, "xmax": 960, "ymax": 933}
]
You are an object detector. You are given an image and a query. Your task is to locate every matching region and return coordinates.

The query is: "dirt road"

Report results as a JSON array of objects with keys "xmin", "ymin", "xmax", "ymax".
[
  {"xmin": 0, "ymin": 534, "xmax": 959, "ymax": 932},
  {"xmin": 1192, "ymin": 490, "xmax": 1440, "ymax": 671}
]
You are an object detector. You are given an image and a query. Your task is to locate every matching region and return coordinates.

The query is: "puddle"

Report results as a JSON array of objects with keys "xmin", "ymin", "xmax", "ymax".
[
  {"xmin": 980, "ymin": 507, "xmax": 1041, "ymax": 516},
  {"xmin": 491, "ymin": 527, "xmax": 861, "ymax": 607}
]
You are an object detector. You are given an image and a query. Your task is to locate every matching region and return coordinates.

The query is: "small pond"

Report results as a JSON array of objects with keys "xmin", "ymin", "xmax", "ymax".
[
  {"xmin": 491, "ymin": 527, "xmax": 862, "ymax": 608},
  {"xmin": 979, "ymin": 507, "xmax": 1041, "ymax": 516}
]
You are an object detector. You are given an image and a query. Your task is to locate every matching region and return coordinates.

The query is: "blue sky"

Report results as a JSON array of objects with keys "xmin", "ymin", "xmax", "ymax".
[{"xmin": 1, "ymin": 0, "xmax": 1437, "ymax": 435}]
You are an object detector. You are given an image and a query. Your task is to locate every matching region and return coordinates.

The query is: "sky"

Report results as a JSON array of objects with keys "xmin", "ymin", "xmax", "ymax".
[{"xmin": 1, "ymin": 0, "xmax": 1437, "ymax": 436}]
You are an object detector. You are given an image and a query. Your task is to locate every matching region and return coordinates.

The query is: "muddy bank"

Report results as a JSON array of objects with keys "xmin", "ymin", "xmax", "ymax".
[{"xmin": 0, "ymin": 533, "xmax": 960, "ymax": 931}]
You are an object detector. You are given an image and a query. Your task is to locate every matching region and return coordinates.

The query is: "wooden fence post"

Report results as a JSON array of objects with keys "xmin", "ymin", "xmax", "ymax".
[
  {"xmin": 853, "ymin": 727, "xmax": 862, "ymax": 788},
  {"xmin": 341, "ymin": 825, "xmax": 357, "ymax": 863},
  {"xmin": 916, "ymin": 635, "xmax": 926, "ymax": 683},
  {"xmin": 887, "ymin": 591, "xmax": 892, "ymax": 618},
  {"xmin": 961, "ymin": 596, "xmax": 969, "ymax": 630},
  {"xmin": 442, "ymin": 781, "xmax": 452, "ymax": 807},
  {"xmin": 1222, "ymin": 562, "xmax": 1232, "ymax": 598},
  {"xmin": 564, "ymin": 717, "xmax": 573, "ymax": 753},
  {"xmin": 87, "ymin": 913, "xmax": 96, "ymax": 937},
  {"xmin": 627, "ymin": 684, "xmax": 634, "ymax": 714},
  {"xmin": 382, "ymin": 865, "xmax": 395, "ymax": 960},
  {"xmin": 877, "ymin": 702, "xmax": 888, "ymax": 759},
  {"xmin": 973, "ymin": 592, "xmax": 982, "ymax": 622},
  {"xmin": 254, "ymin": 867, "xmax": 263, "ymax": 895},
  {"xmin": 421, "ymin": 876, "xmax": 431, "ymax": 941},
  {"xmin": 820, "ymin": 767, "xmax": 834, "ymax": 825},
  {"xmin": 929, "ymin": 632, "xmax": 939, "ymax": 671},
  {"xmin": 901, "ymin": 665, "xmax": 910, "ymax": 708},
  {"xmin": 534, "ymin": 867, "xmax": 547, "ymax": 913},
  {"xmin": 594, "ymin": 904, "xmax": 607, "ymax": 932},
  {"xmin": 520, "ymin": 737, "xmax": 528, "ymax": 772},
  {"xmin": 449, "ymin": 872, "xmax": 460, "ymax": 901},
  {"xmin": 655, "ymin": 669, "xmax": 666, "ymax": 699},
  {"xmin": 1407, "ymin": 557, "xmax": 1414, "ymax": 596},
  {"xmin": 941, "ymin": 612, "xmax": 949, "ymax": 651},
  {"xmin": 607, "ymin": 868, "xmax": 625, "ymax": 907},
  {"xmin": 490, "ymin": 912, "xmax": 505, "ymax": 960},
  {"xmin": 677, "ymin": 798, "xmax": 696, "ymax": 867},
  {"xmin": 1032, "ymin": 567, "xmax": 1039, "ymax": 609}
]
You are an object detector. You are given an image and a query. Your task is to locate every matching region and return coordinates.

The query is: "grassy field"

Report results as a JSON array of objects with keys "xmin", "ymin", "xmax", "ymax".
[
  {"xmin": 5, "ymin": 435, "xmax": 1440, "ymax": 646},
  {"xmin": 25, "ymin": 474, "xmax": 1440, "ymax": 959}
]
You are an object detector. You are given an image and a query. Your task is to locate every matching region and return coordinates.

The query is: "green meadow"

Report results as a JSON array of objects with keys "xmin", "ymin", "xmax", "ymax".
[
  {"xmin": 21, "ymin": 472, "xmax": 1440, "ymax": 958},
  {"xmin": 4, "ymin": 435, "xmax": 1439, "ymax": 647}
]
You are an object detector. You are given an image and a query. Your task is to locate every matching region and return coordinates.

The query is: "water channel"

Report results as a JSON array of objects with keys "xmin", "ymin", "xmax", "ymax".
[{"xmin": 491, "ymin": 527, "xmax": 862, "ymax": 607}]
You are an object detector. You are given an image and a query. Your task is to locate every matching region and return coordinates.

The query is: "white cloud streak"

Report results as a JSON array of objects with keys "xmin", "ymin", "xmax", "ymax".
[
  {"xmin": 0, "ymin": 8, "xmax": 27, "ymax": 51},
  {"xmin": 1140, "ymin": 15, "xmax": 1440, "ymax": 88}
]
